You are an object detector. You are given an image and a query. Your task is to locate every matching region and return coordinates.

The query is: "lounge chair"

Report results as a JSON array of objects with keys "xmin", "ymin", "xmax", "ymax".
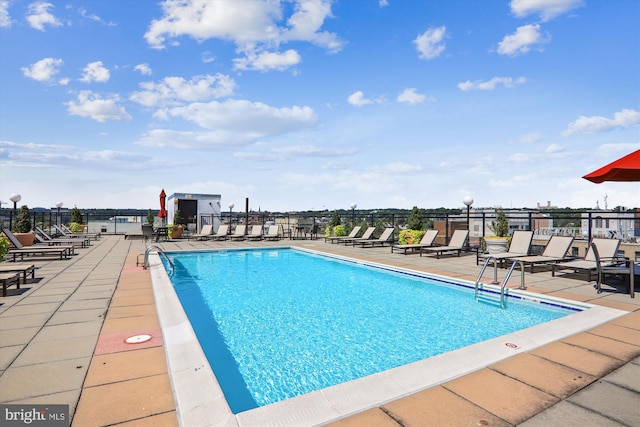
[
  {"xmin": 552, "ymin": 238, "xmax": 621, "ymax": 282},
  {"xmin": 341, "ymin": 227, "xmax": 376, "ymax": 245},
  {"xmin": 2, "ymin": 228, "xmax": 72, "ymax": 261},
  {"xmin": 391, "ymin": 229, "xmax": 439, "ymax": 254},
  {"xmin": 209, "ymin": 224, "xmax": 230, "ymax": 241},
  {"xmin": 55, "ymin": 224, "xmax": 101, "ymax": 240},
  {"xmin": 35, "ymin": 226, "xmax": 90, "ymax": 248},
  {"xmin": 353, "ymin": 227, "xmax": 395, "ymax": 248},
  {"xmin": 507, "ymin": 235, "xmax": 574, "ymax": 273},
  {"xmin": 192, "ymin": 224, "xmax": 214, "ymax": 241},
  {"xmin": 420, "ymin": 230, "xmax": 469, "ymax": 259},
  {"xmin": 325, "ymin": 226, "xmax": 361, "ymax": 244},
  {"xmin": 263, "ymin": 225, "xmax": 281, "ymax": 241},
  {"xmin": 228, "ymin": 225, "xmax": 247, "ymax": 241},
  {"xmin": 476, "ymin": 230, "xmax": 534, "ymax": 266},
  {"xmin": 0, "ymin": 272, "xmax": 20, "ymax": 297},
  {"xmin": 0, "ymin": 262, "xmax": 36, "ymax": 285},
  {"xmin": 246, "ymin": 225, "xmax": 264, "ymax": 240}
]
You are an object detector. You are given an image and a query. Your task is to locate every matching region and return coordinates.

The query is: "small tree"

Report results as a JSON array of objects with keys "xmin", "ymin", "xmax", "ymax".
[
  {"xmin": 172, "ymin": 209, "xmax": 183, "ymax": 226},
  {"xmin": 489, "ymin": 208, "xmax": 509, "ymax": 237},
  {"xmin": 146, "ymin": 209, "xmax": 155, "ymax": 225},
  {"xmin": 328, "ymin": 211, "xmax": 341, "ymax": 227},
  {"xmin": 13, "ymin": 205, "xmax": 32, "ymax": 233},
  {"xmin": 407, "ymin": 206, "xmax": 424, "ymax": 230},
  {"xmin": 0, "ymin": 236, "xmax": 9, "ymax": 261},
  {"xmin": 70, "ymin": 206, "xmax": 84, "ymax": 225}
]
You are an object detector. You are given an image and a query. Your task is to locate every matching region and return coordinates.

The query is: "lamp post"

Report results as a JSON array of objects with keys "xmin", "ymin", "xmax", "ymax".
[
  {"xmin": 56, "ymin": 202, "xmax": 63, "ymax": 227},
  {"xmin": 228, "ymin": 203, "xmax": 234, "ymax": 225},
  {"xmin": 463, "ymin": 196, "xmax": 473, "ymax": 249},
  {"xmin": 350, "ymin": 203, "xmax": 357, "ymax": 225},
  {"xmin": 9, "ymin": 193, "xmax": 21, "ymax": 230}
]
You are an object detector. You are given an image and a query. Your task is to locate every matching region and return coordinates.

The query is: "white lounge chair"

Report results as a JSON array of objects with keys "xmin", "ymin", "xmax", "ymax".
[
  {"xmin": 325, "ymin": 226, "xmax": 361, "ymax": 244},
  {"xmin": 341, "ymin": 227, "xmax": 376, "ymax": 245},
  {"xmin": 353, "ymin": 227, "xmax": 395, "ymax": 248},
  {"xmin": 192, "ymin": 224, "xmax": 214, "ymax": 240},
  {"xmin": 552, "ymin": 238, "xmax": 621, "ymax": 282},
  {"xmin": 420, "ymin": 230, "xmax": 469, "ymax": 259},
  {"xmin": 263, "ymin": 225, "xmax": 281, "ymax": 241},
  {"xmin": 2, "ymin": 228, "xmax": 73, "ymax": 261},
  {"xmin": 391, "ymin": 229, "xmax": 439, "ymax": 254},
  {"xmin": 229, "ymin": 225, "xmax": 247, "ymax": 241},
  {"xmin": 246, "ymin": 225, "xmax": 264, "ymax": 240},
  {"xmin": 508, "ymin": 235, "xmax": 574, "ymax": 273},
  {"xmin": 209, "ymin": 224, "xmax": 230, "ymax": 241},
  {"xmin": 476, "ymin": 230, "xmax": 534, "ymax": 266}
]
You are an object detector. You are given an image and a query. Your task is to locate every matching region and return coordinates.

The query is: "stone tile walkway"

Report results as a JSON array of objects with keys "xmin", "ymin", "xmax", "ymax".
[{"xmin": 0, "ymin": 235, "xmax": 638, "ymax": 426}]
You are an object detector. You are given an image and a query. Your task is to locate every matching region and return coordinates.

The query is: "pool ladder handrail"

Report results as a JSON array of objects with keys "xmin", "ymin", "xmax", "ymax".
[
  {"xmin": 475, "ymin": 256, "xmax": 526, "ymax": 308},
  {"xmin": 144, "ymin": 245, "xmax": 174, "ymax": 271}
]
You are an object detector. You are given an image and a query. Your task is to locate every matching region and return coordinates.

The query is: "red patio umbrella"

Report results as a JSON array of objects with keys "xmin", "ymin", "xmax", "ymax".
[
  {"xmin": 158, "ymin": 189, "xmax": 168, "ymax": 225},
  {"xmin": 582, "ymin": 149, "xmax": 640, "ymax": 183}
]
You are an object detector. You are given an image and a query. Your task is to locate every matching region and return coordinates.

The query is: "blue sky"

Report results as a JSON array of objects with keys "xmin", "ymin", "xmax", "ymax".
[{"xmin": 1, "ymin": 0, "xmax": 638, "ymax": 212}]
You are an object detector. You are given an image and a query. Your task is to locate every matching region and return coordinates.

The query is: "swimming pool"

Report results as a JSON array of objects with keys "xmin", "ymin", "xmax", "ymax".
[
  {"xmin": 166, "ymin": 248, "xmax": 572, "ymax": 413},
  {"xmin": 148, "ymin": 247, "xmax": 626, "ymax": 426}
]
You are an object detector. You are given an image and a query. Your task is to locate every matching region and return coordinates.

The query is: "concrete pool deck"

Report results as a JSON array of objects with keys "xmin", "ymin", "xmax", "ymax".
[{"xmin": 0, "ymin": 235, "xmax": 638, "ymax": 426}]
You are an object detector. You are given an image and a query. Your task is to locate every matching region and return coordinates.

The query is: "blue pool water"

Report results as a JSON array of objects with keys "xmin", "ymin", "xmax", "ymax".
[{"xmin": 165, "ymin": 248, "xmax": 573, "ymax": 414}]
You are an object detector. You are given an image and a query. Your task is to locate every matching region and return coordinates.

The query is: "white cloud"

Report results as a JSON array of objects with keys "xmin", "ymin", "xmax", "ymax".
[
  {"xmin": 65, "ymin": 91, "xmax": 132, "ymax": 122},
  {"xmin": 347, "ymin": 91, "xmax": 372, "ymax": 107},
  {"xmin": 21, "ymin": 57, "xmax": 64, "ymax": 83},
  {"xmin": 414, "ymin": 25, "xmax": 446, "ymax": 59},
  {"xmin": 160, "ymin": 99, "xmax": 317, "ymax": 133},
  {"xmin": 144, "ymin": 0, "xmax": 342, "ymax": 71},
  {"xmin": 134, "ymin": 63, "xmax": 152, "ymax": 75},
  {"xmin": 130, "ymin": 74, "xmax": 236, "ymax": 107},
  {"xmin": 561, "ymin": 109, "xmax": 640, "ymax": 137},
  {"xmin": 546, "ymin": 143, "xmax": 564, "ymax": 153},
  {"xmin": 510, "ymin": 0, "xmax": 584, "ymax": 22},
  {"xmin": 396, "ymin": 88, "xmax": 427, "ymax": 104},
  {"xmin": 379, "ymin": 0, "xmax": 389, "ymax": 7},
  {"xmin": 80, "ymin": 61, "xmax": 110, "ymax": 83},
  {"xmin": 458, "ymin": 76, "xmax": 526, "ymax": 91},
  {"xmin": 26, "ymin": 1, "xmax": 62, "ymax": 31},
  {"xmin": 0, "ymin": 0, "xmax": 12, "ymax": 27},
  {"xmin": 233, "ymin": 49, "xmax": 301, "ymax": 72},
  {"xmin": 497, "ymin": 24, "xmax": 549, "ymax": 56},
  {"xmin": 510, "ymin": 132, "xmax": 543, "ymax": 144}
]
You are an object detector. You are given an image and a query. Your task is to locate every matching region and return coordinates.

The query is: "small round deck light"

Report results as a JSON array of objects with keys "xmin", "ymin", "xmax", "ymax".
[{"xmin": 124, "ymin": 334, "xmax": 152, "ymax": 344}]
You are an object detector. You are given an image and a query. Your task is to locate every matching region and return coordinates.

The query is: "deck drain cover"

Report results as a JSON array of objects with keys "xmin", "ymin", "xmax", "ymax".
[{"xmin": 124, "ymin": 334, "xmax": 152, "ymax": 344}]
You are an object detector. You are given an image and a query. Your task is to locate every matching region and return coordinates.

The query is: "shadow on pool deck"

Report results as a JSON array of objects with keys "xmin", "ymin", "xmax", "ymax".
[{"xmin": 0, "ymin": 235, "xmax": 638, "ymax": 426}]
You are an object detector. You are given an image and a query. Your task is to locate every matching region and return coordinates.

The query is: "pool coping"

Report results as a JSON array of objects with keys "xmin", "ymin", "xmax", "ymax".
[{"xmin": 148, "ymin": 247, "xmax": 628, "ymax": 427}]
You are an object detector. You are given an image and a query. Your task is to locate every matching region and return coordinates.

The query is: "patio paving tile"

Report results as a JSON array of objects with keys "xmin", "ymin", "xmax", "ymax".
[
  {"xmin": 110, "ymin": 411, "xmax": 179, "ymax": 426},
  {"xmin": 106, "ymin": 304, "xmax": 157, "ymax": 318},
  {"xmin": 489, "ymin": 353, "xmax": 596, "ymax": 399},
  {"xmin": 0, "ymin": 356, "xmax": 91, "ymax": 402},
  {"xmin": 99, "ymin": 314, "xmax": 160, "ymax": 333},
  {"xmin": 11, "ymin": 336, "xmax": 97, "ymax": 367},
  {"xmin": 326, "ymin": 408, "xmax": 399, "ymax": 426},
  {"xmin": 94, "ymin": 327, "xmax": 163, "ymax": 355},
  {"xmin": 84, "ymin": 347, "xmax": 168, "ymax": 387},
  {"xmin": 586, "ymin": 323, "xmax": 640, "ymax": 345},
  {"xmin": 381, "ymin": 385, "xmax": 510, "ymax": 427},
  {"xmin": 442, "ymin": 368, "xmax": 559, "ymax": 425},
  {"xmin": 30, "ymin": 321, "xmax": 103, "ymax": 343},
  {"xmin": 561, "ymin": 332, "xmax": 640, "ymax": 360},
  {"xmin": 519, "ymin": 400, "xmax": 626, "ymax": 427},
  {"xmin": 530, "ymin": 341, "xmax": 624, "ymax": 377},
  {"xmin": 0, "ymin": 326, "xmax": 41, "ymax": 346},
  {"xmin": 567, "ymin": 379, "xmax": 640, "ymax": 426},
  {"xmin": 72, "ymin": 374, "xmax": 175, "ymax": 426}
]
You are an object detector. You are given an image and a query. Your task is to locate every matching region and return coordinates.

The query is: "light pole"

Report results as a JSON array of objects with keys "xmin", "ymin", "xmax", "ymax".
[
  {"xmin": 350, "ymin": 203, "xmax": 357, "ymax": 225},
  {"xmin": 9, "ymin": 193, "xmax": 21, "ymax": 230},
  {"xmin": 228, "ymin": 203, "xmax": 234, "ymax": 225},
  {"xmin": 463, "ymin": 196, "xmax": 473, "ymax": 249},
  {"xmin": 56, "ymin": 202, "xmax": 63, "ymax": 228}
]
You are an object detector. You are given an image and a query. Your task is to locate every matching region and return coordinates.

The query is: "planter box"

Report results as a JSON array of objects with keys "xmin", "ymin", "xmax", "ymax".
[
  {"xmin": 485, "ymin": 238, "xmax": 509, "ymax": 254},
  {"xmin": 14, "ymin": 232, "xmax": 36, "ymax": 247}
]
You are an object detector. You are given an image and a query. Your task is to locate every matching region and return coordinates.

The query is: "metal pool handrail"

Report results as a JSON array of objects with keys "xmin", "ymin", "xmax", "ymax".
[{"xmin": 144, "ymin": 245, "xmax": 174, "ymax": 272}]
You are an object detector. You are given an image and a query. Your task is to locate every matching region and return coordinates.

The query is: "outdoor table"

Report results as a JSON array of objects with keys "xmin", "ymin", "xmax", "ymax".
[
  {"xmin": 601, "ymin": 259, "xmax": 637, "ymax": 298},
  {"xmin": 155, "ymin": 227, "xmax": 168, "ymax": 242}
]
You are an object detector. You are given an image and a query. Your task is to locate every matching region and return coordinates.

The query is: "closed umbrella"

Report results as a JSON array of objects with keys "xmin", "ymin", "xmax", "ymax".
[
  {"xmin": 158, "ymin": 189, "xmax": 168, "ymax": 226},
  {"xmin": 582, "ymin": 149, "xmax": 640, "ymax": 183}
]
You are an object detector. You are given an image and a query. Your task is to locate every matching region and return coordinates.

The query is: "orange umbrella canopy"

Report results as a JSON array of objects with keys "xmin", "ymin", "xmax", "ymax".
[
  {"xmin": 582, "ymin": 149, "xmax": 640, "ymax": 183},
  {"xmin": 158, "ymin": 189, "xmax": 168, "ymax": 218}
]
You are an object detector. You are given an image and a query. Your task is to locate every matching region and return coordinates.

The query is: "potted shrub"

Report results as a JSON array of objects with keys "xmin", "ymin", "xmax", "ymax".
[
  {"xmin": 402, "ymin": 206, "xmax": 425, "ymax": 244},
  {"xmin": 0, "ymin": 236, "xmax": 9, "ymax": 261},
  {"xmin": 146, "ymin": 209, "xmax": 155, "ymax": 225},
  {"xmin": 69, "ymin": 206, "xmax": 85, "ymax": 232},
  {"xmin": 485, "ymin": 208, "xmax": 510, "ymax": 254},
  {"xmin": 169, "ymin": 210, "xmax": 183, "ymax": 239},
  {"xmin": 13, "ymin": 205, "xmax": 35, "ymax": 246}
]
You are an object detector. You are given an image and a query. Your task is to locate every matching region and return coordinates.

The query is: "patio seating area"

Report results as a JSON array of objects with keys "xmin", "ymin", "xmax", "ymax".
[{"xmin": 0, "ymin": 235, "xmax": 638, "ymax": 426}]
